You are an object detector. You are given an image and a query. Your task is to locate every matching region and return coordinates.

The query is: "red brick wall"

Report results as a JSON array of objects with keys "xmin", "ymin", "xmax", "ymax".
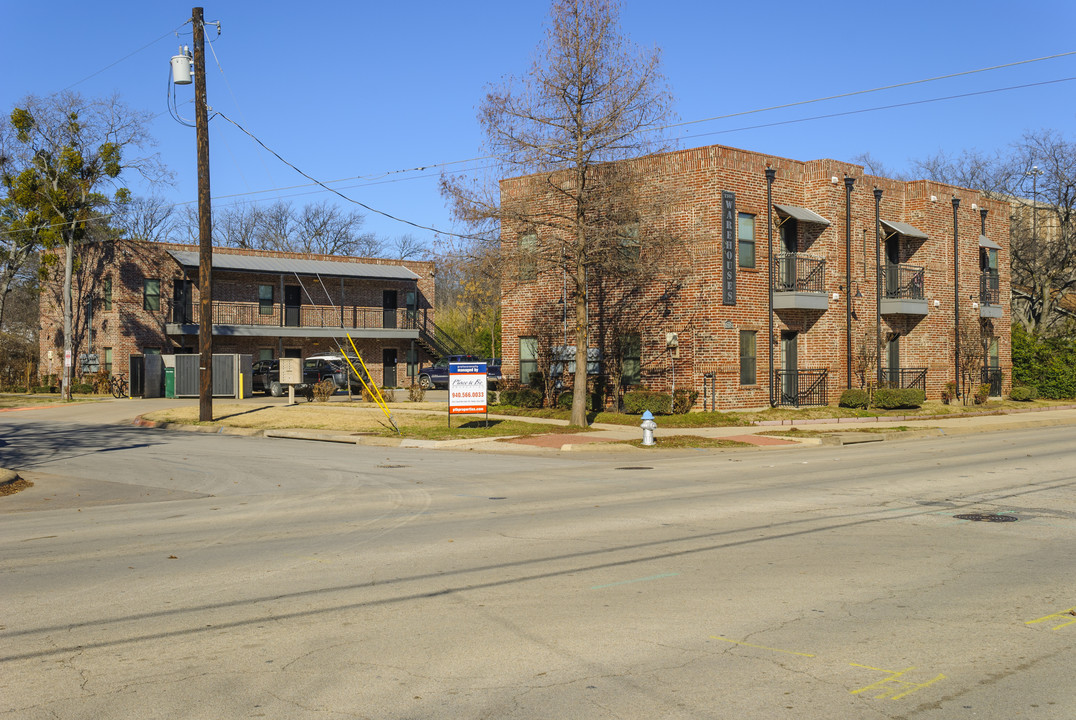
[
  {"xmin": 499, "ymin": 143, "xmax": 1012, "ymax": 410},
  {"xmin": 38, "ymin": 240, "xmax": 437, "ymax": 388}
]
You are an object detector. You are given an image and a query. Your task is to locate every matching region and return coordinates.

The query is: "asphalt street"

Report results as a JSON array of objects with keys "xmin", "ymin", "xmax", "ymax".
[{"xmin": 1, "ymin": 404, "xmax": 1075, "ymax": 719}]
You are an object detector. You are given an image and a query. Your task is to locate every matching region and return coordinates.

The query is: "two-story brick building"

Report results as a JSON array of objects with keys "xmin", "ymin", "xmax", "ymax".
[
  {"xmin": 500, "ymin": 143, "xmax": 1011, "ymax": 409},
  {"xmin": 38, "ymin": 240, "xmax": 448, "ymax": 392}
]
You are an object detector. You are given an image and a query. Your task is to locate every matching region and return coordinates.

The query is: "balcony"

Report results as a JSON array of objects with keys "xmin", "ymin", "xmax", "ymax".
[
  {"xmin": 772, "ymin": 253, "xmax": 828, "ymax": 311},
  {"xmin": 979, "ymin": 272, "xmax": 1002, "ymax": 318},
  {"xmin": 879, "ymin": 264, "xmax": 927, "ymax": 316},
  {"xmin": 774, "ymin": 368, "xmax": 830, "ymax": 407},
  {"xmin": 165, "ymin": 300, "xmax": 424, "ymax": 340}
]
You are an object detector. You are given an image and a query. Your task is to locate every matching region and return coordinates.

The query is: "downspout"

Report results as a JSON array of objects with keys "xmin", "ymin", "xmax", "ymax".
[
  {"xmin": 873, "ymin": 188, "xmax": 883, "ymax": 387},
  {"xmin": 765, "ymin": 167, "xmax": 776, "ymax": 407},
  {"xmin": 952, "ymin": 196, "xmax": 961, "ymax": 397},
  {"xmin": 844, "ymin": 176, "xmax": 855, "ymax": 388}
]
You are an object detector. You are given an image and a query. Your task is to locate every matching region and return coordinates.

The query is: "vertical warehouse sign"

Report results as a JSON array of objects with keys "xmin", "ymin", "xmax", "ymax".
[
  {"xmin": 449, "ymin": 361, "xmax": 488, "ymax": 426},
  {"xmin": 722, "ymin": 190, "xmax": 736, "ymax": 305}
]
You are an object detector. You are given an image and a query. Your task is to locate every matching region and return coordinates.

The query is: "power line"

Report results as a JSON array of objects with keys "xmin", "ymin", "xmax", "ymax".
[
  {"xmin": 679, "ymin": 76, "xmax": 1076, "ymax": 143},
  {"xmin": 62, "ymin": 24, "xmax": 190, "ymax": 92},
  {"xmin": 211, "ymin": 111, "xmax": 484, "ymax": 241}
]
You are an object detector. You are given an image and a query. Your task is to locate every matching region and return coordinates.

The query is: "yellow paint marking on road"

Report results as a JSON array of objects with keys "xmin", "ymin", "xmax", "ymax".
[
  {"xmin": 710, "ymin": 636, "xmax": 815, "ymax": 657},
  {"xmin": 849, "ymin": 663, "xmax": 946, "ymax": 700},
  {"xmin": 1025, "ymin": 607, "xmax": 1076, "ymax": 630}
]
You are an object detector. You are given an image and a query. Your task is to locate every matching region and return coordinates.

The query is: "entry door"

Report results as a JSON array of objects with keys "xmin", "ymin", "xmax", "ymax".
[
  {"xmin": 780, "ymin": 331, "xmax": 798, "ymax": 405},
  {"xmin": 886, "ymin": 334, "xmax": 900, "ymax": 386},
  {"xmin": 129, "ymin": 355, "xmax": 145, "ymax": 398},
  {"xmin": 885, "ymin": 235, "xmax": 900, "ymax": 296},
  {"xmin": 284, "ymin": 286, "xmax": 301, "ymax": 327},
  {"xmin": 382, "ymin": 348, "xmax": 398, "ymax": 387},
  {"xmin": 172, "ymin": 280, "xmax": 193, "ymax": 323},
  {"xmin": 383, "ymin": 290, "xmax": 398, "ymax": 329},
  {"xmin": 778, "ymin": 219, "xmax": 798, "ymax": 290}
]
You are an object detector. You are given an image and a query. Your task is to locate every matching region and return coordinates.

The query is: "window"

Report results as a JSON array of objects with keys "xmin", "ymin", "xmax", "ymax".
[
  {"xmin": 739, "ymin": 330, "xmax": 757, "ymax": 385},
  {"xmin": 103, "ymin": 347, "xmax": 113, "ymax": 374},
  {"xmin": 258, "ymin": 284, "xmax": 274, "ymax": 316},
  {"xmin": 738, "ymin": 213, "xmax": 756, "ymax": 268},
  {"xmin": 520, "ymin": 336, "xmax": 539, "ymax": 385},
  {"xmin": 988, "ymin": 338, "xmax": 999, "ymax": 369},
  {"xmin": 143, "ymin": 279, "xmax": 160, "ymax": 311},
  {"xmin": 102, "ymin": 276, "xmax": 112, "ymax": 311},
  {"xmin": 618, "ymin": 223, "xmax": 640, "ymax": 263},
  {"xmin": 257, "ymin": 348, "xmax": 274, "ymax": 362},
  {"xmin": 519, "ymin": 232, "xmax": 538, "ymax": 282},
  {"xmin": 620, "ymin": 333, "xmax": 641, "ymax": 386}
]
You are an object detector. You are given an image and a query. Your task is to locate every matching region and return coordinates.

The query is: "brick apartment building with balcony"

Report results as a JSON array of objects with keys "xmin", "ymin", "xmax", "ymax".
[
  {"xmin": 500, "ymin": 143, "xmax": 1011, "ymax": 410},
  {"xmin": 38, "ymin": 240, "xmax": 450, "ymax": 391}
]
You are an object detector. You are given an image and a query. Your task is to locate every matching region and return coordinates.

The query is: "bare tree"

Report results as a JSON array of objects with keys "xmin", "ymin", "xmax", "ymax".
[
  {"xmin": 442, "ymin": 0, "xmax": 676, "ymax": 427},
  {"xmin": 112, "ymin": 194, "xmax": 175, "ymax": 244},
  {"xmin": 388, "ymin": 233, "xmax": 428, "ymax": 261},
  {"xmin": 295, "ymin": 201, "xmax": 380, "ymax": 256},
  {"xmin": 956, "ymin": 321, "xmax": 986, "ymax": 405},
  {"xmin": 1, "ymin": 91, "xmax": 168, "ymax": 398},
  {"xmin": 850, "ymin": 151, "xmax": 907, "ymax": 180},
  {"xmin": 915, "ymin": 130, "xmax": 1076, "ymax": 336}
]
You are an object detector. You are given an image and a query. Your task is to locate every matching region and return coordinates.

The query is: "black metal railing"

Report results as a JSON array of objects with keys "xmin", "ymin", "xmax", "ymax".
[
  {"xmin": 881, "ymin": 367, "xmax": 927, "ymax": 392},
  {"xmin": 417, "ymin": 313, "xmax": 469, "ymax": 357},
  {"xmin": 169, "ymin": 300, "xmax": 424, "ymax": 331},
  {"xmin": 880, "ymin": 263, "xmax": 925, "ymax": 300},
  {"xmin": 981, "ymin": 367, "xmax": 1003, "ymax": 396},
  {"xmin": 774, "ymin": 368, "xmax": 829, "ymax": 407},
  {"xmin": 980, "ymin": 272, "xmax": 1000, "ymax": 305},
  {"xmin": 774, "ymin": 252, "xmax": 826, "ymax": 294}
]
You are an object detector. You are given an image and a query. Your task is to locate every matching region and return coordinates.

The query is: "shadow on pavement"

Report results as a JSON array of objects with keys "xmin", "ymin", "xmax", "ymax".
[{"xmin": 0, "ymin": 419, "xmax": 168, "ymax": 472}]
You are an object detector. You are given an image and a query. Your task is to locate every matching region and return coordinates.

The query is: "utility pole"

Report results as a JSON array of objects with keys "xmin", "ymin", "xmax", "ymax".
[{"xmin": 193, "ymin": 6, "xmax": 214, "ymax": 422}]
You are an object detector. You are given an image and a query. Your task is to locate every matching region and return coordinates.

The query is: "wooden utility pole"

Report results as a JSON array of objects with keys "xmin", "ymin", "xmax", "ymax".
[{"xmin": 193, "ymin": 6, "xmax": 214, "ymax": 421}]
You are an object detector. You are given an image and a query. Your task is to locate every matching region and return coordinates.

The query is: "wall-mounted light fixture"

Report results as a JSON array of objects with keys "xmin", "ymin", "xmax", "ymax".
[{"xmin": 933, "ymin": 299, "xmax": 941, "ymax": 308}]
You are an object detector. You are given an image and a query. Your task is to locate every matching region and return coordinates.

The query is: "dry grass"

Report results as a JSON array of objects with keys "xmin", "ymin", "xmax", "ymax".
[
  {"xmin": 624, "ymin": 435, "xmax": 753, "ymax": 449},
  {"xmin": 142, "ymin": 404, "xmax": 565, "ymax": 440},
  {"xmin": 0, "ymin": 394, "xmax": 102, "ymax": 409},
  {"xmin": 0, "ymin": 478, "xmax": 33, "ymax": 496}
]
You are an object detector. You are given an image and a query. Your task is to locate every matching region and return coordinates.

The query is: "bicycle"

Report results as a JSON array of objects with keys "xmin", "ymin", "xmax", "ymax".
[{"xmin": 110, "ymin": 373, "xmax": 129, "ymax": 399}]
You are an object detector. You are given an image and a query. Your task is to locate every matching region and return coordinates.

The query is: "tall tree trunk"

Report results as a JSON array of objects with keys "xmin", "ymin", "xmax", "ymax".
[
  {"xmin": 62, "ymin": 239, "xmax": 73, "ymax": 400},
  {"xmin": 571, "ymin": 258, "xmax": 588, "ymax": 427}
]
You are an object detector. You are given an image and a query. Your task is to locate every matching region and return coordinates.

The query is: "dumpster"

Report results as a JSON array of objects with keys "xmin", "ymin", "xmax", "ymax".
[{"xmin": 164, "ymin": 366, "xmax": 175, "ymax": 398}]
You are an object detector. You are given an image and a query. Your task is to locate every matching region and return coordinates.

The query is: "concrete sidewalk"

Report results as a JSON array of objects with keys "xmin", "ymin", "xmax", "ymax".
[{"xmin": 5, "ymin": 394, "xmax": 1076, "ymax": 458}]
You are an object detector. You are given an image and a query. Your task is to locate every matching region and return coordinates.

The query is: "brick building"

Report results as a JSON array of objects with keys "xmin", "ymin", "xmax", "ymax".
[
  {"xmin": 38, "ymin": 240, "xmax": 445, "ymax": 392},
  {"xmin": 500, "ymin": 143, "xmax": 1011, "ymax": 409}
]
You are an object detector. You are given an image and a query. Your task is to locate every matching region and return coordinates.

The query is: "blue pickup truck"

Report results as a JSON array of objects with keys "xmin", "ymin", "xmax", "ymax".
[{"xmin": 417, "ymin": 356, "xmax": 501, "ymax": 389}]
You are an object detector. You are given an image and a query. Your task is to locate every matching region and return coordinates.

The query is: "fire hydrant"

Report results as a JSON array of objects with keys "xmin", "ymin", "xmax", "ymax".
[{"xmin": 640, "ymin": 410, "xmax": 657, "ymax": 446}]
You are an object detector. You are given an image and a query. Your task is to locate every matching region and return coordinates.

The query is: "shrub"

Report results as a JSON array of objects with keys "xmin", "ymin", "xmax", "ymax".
[
  {"xmin": 623, "ymin": 390, "xmax": 673, "ymax": 415},
  {"xmin": 873, "ymin": 387, "xmax": 925, "ymax": 409},
  {"xmin": 502, "ymin": 387, "xmax": 544, "ymax": 408},
  {"xmin": 361, "ymin": 383, "xmax": 396, "ymax": 403},
  {"xmin": 32, "ymin": 386, "xmax": 55, "ymax": 394},
  {"xmin": 672, "ymin": 389, "xmax": 699, "ymax": 414},
  {"xmin": 556, "ymin": 390, "xmax": 600, "ymax": 411},
  {"xmin": 839, "ymin": 388, "xmax": 870, "ymax": 409},
  {"xmin": 408, "ymin": 382, "xmax": 426, "ymax": 402},
  {"xmin": 941, "ymin": 381, "xmax": 957, "ymax": 404},
  {"xmin": 312, "ymin": 379, "xmax": 336, "ymax": 402},
  {"xmin": 974, "ymin": 383, "xmax": 991, "ymax": 405},
  {"xmin": 71, "ymin": 383, "xmax": 94, "ymax": 395},
  {"xmin": 1009, "ymin": 386, "xmax": 1036, "ymax": 401}
]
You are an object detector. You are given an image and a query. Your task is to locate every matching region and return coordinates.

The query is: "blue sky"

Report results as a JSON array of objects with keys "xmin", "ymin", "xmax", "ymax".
[{"xmin": 4, "ymin": 1, "xmax": 1076, "ymax": 251}]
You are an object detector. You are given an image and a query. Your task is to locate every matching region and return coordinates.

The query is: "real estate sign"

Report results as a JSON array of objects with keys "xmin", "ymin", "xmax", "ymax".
[{"xmin": 449, "ymin": 361, "xmax": 487, "ymax": 415}]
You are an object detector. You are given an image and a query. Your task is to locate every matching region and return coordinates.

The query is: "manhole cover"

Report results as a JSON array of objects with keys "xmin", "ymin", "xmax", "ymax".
[
  {"xmin": 616, "ymin": 466, "xmax": 653, "ymax": 471},
  {"xmin": 954, "ymin": 513, "xmax": 1018, "ymax": 522}
]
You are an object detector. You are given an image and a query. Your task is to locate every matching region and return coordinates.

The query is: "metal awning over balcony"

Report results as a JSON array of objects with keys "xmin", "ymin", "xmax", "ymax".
[
  {"xmin": 979, "ymin": 235, "xmax": 1002, "ymax": 250},
  {"xmin": 774, "ymin": 204, "xmax": 830, "ymax": 226},
  {"xmin": 880, "ymin": 219, "xmax": 928, "ymax": 240},
  {"xmin": 167, "ymin": 251, "xmax": 419, "ymax": 281}
]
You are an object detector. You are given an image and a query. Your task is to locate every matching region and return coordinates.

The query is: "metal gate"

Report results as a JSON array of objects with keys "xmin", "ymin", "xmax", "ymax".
[{"xmin": 174, "ymin": 354, "xmax": 252, "ymax": 398}]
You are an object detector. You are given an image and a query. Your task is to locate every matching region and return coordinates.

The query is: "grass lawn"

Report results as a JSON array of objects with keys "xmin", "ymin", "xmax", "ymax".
[
  {"xmin": 141, "ymin": 403, "xmax": 572, "ymax": 441},
  {"xmin": 0, "ymin": 393, "xmax": 105, "ymax": 409},
  {"xmin": 490, "ymin": 398, "xmax": 1073, "ymax": 426}
]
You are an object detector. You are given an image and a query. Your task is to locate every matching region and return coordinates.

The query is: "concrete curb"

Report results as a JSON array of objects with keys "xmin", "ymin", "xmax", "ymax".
[{"xmin": 751, "ymin": 403, "xmax": 1076, "ymax": 426}]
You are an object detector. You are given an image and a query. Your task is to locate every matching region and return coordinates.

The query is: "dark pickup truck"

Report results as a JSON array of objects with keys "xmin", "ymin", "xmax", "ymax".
[{"xmin": 417, "ymin": 356, "xmax": 502, "ymax": 390}]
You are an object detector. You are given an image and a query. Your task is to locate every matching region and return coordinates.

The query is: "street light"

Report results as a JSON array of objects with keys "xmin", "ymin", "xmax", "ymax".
[{"xmin": 1025, "ymin": 165, "xmax": 1044, "ymax": 271}]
